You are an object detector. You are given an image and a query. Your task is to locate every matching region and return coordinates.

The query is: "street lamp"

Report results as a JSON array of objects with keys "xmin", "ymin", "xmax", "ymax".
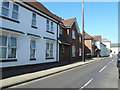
[{"xmin": 82, "ymin": 0, "xmax": 85, "ymax": 62}]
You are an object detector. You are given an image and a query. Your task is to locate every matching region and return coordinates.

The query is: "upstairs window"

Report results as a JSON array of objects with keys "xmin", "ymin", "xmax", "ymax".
[
  {"xmin": 51, "ymin": 22, "xmax": 53, "ymax": 32},
  {"xmin": 30, "ymin": 40, "xmax": 36, "ymax": 59},
  {"xmin": 32, "ymin": 13, "xmax": 36, "ymax": 26},
  {"xmin": 59, "ymin": 27, "xmax": 62, "ymax": 35},
  {"xmin": 46, "ymin": 20, "xmax": 49, "ymax": 31},
  {"xmin": 12, "ymin": 4, "xmax": 19, "ymax": 20},
  {"xmin": 2, "ymin": 1, "xmax": 9, "ymax": 17},
  {"xmin": 72, "ymin": 30, "xmax": 75, "ymax": 39}
]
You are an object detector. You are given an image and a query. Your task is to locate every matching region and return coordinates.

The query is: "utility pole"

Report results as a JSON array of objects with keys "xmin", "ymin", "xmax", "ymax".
[{"xmin": 82, "ymin": 0, "xmax": 85, "ymax": 62}]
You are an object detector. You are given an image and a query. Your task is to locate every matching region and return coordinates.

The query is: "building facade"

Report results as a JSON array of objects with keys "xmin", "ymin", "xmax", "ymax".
[
  {"xmin": 0, "ymin": 0, "xmax": 61, "ymax": 68},
  {"xmin": 102, "ymin": 38, "xmax": 111, "ymax": 56},
  {"xmin": 59, "ymin": 18, "xmax": 82, "ymax": 62}
]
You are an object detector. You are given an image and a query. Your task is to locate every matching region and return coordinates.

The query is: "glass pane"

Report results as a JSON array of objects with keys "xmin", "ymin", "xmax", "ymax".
[
  {"xmin": 11, "ymin": 37, "xmax": 17, "ymax": 47},
  {"xmin": 2, "ymin": 8, "xmax": 9, "ymax": 16},
  {"xmin": 12, "ymin": 12, "xmax": 18, "ymax": 19},
  {"xmin": 46, "ymin": 50, "xmax": 49, "ymax": 57},
  {"xmin": 2, "ymin": 2, "xmax": 9, "ymax": 8},
  {"xmin": 50, "ymin": 43, "xmax": 53, "ymax": 49},
  {"xmin": 47, "ymin": 20, "xmax": 49, "ymax": 24},
  {"xmin": 32, "ymin": 13, "xmax": 36, "ymax": 19},
  {"xmin": 30, "ymin": 49, "xmax": 35, "ymax": 58},
  {"xmin": 32, "ymin": 20, "xmax": 36, "ymax": 26},
  {"xmin": 31, "ymin": 41, "xmax": 35, "ymax": 48},
  {"xmin": 13, "ymin": 4, "xmax": 19, "ymax": 12},
  {"xmin": 46, "ymin": 43, "xmax": 49, "ymax": 49},
  {"xmin": 50, "ymin": 50, "xmax": 53, "ymax": 57},
  {"xmin": 0, "ymin": 47, "xmax": 7, "ymax": 58},
  {"xmin": 0, "ymin": 36, "xmax": 7, "ymax": 46},
  {"xmin": 8, "ymin": 48, "xmax": 16, "ymax": 58}
]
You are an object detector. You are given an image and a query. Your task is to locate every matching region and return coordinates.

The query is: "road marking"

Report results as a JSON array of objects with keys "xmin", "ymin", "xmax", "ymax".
[
  {"xmin": 99, "ymin": 65, "xmax": 107, "ymax": 72},
  {"xmin": 81, "ymin": 78, "xmax": 94, "ymax": 89}
]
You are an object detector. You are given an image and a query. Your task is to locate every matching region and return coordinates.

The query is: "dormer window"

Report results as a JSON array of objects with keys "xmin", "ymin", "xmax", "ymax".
[{"xmin": 72, "ymin": 30, "xmax": 75, "ymax": 39}]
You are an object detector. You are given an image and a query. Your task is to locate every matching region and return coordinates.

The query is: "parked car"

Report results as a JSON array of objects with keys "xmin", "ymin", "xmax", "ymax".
[{"xmin": 117, "ymin": 51, "xmax": 120, "ymax": 79}]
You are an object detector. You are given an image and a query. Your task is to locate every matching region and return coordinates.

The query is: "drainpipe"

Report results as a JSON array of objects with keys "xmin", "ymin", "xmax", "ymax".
[{"xmin": 56, "ymin": 21, "xmax": 60, "ymax": 62}]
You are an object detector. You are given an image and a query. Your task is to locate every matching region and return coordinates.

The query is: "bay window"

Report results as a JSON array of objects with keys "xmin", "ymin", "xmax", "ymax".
[
  {"xmin": 30, "ymin": 40, "xmax": 36, "ymax": 59},
  {"xmin": 0, "ymin": 36, "xmax": 17, "ymax": 59},
  {"xmin": 46, "ymin": 42, "xmax": 54, "ymax": 58}
]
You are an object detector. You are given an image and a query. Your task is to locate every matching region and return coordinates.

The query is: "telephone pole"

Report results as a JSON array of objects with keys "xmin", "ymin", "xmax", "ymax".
[{"xmin": 82, "ymin": 0, "xmax": 85, "ymax": 62}]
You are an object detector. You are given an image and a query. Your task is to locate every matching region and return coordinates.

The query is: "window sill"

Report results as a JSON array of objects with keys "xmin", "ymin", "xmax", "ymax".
[
  {"xmin": 0, "ymin": 15, "xmax": 20, "ymax": 23},
  {"xmin": 45, "ymin": 57, "xmax": 54, "ymax": 59},
  {"xmin": 0, "ymin": 59, "xmax": 17, "ymax": 62},
  {"xmin": 46, "ymin": 31, "xmax": 54, "ymax": 34},
  {"xmin": 31, "ymin": 26, "xmax": 38, "ymax": 29},
  {"xmin": 30, "ymin": 58, "xmax": 36, "ymax": 61}
]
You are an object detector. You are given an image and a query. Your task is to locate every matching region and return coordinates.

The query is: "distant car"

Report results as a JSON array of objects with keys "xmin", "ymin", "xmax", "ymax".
[{"xmin": 117, "ymin": 52, "xmax": 120, "ymax": 79}]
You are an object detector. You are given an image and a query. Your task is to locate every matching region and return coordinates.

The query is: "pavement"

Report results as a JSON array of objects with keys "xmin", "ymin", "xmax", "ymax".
[{"xmin": 0, "ymin": 57, "xmax": 108, "ymax": 89}]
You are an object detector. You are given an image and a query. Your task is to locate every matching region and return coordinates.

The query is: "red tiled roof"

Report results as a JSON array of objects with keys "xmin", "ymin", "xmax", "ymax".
[
  {"xmin": 84, "ymin": 33, "xmax": 93, "ymax": 39},
  {"xmin": 93, "ymin": 35, "xmax": 101, "ymax": 41},
  {"xmin": 21, "ymin": 0, "xmax": 61, "ymax": 21},
  {"xmin": 62, "ymin": 18, "xmax": 76, "ymax": 27}
]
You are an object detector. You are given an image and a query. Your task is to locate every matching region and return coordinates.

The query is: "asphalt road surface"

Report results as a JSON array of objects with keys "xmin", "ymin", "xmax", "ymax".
[{"xmin": 9, "ymin": 57, "xmax": 119, "ymax": 89}]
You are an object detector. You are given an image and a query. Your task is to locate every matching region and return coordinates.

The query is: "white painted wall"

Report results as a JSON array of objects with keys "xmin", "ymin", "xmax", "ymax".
[
  {"xmin": 102, "ymin": 41, "xmax": 111, "ymax": 56},
  {"xmin": 95, "ymin": 41, "xmax": 108, "ymax": 57},
  {"xmin": 0, "ymin": 1, "xmax": 60, "ymax": 68},
  {"xmin": 111, "ymin": 47, "xmax": 120, "ymax": 55}
]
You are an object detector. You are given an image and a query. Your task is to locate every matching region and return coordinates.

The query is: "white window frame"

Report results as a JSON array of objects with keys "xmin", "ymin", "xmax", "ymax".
[
  {"xmin": 72, "ymin": 46, "xmax": 76, "ymax": 57},
  {"xmin": 46, "ymin": 19, "xmax": 49, "ymax": 31},
  {"xmin": 1, "ymin": 1, "xmax": 9, "ymax": 17},
  {"xmin": 79, "ymin": 48, "xmax": 82, "ymax": 56},
  {"xmin": 79, "ymin": 37, "xmax": 82, "ymax": 43},
  {"xmin": 59, "ymin": 26, "xmax": 62, "ymax": 35},
  {"xmin": 30, "ymin": 40, "xmax": 36, "ymax": 59},
  {"xmin": 0, "ymin": 35, "xmax": 17, "ymax": 59},
  {"xmin": 46, "ymin": 42, "xmax": 54, "ymax": 58},
  {"xmin": 12, "ymin": 3, "xmax": 19, "ymax": 20},
  {"xmin": 32, "ymin": 13, "xmax": 37, "ymax": 27},
  {"xmin": 51, "ymin": 22, "xmax": 53, "ymax": 32},
  {"xmin": 72, "ymin": 30, "xmax": 75, "ymax": 39}
]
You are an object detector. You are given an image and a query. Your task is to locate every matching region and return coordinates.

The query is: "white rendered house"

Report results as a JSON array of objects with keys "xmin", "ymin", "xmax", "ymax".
[
  {"xmin": 102, "ymin": 38, "xmax": 111, "ymax": 56},
  {"xmin": 0, "ymin": 0, "xmax": 61, "ymax": 68}
]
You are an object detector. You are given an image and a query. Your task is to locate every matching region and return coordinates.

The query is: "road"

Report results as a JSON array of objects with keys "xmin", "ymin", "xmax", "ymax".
[{"xmin": 9, "ymin": 57, "xmax": 119, "ymax": 89}]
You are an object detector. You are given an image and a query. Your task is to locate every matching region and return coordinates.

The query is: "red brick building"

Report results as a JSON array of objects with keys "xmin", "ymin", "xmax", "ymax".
[{"xmin": 59, "ymin": 18, "xmax": 82, "ymax": 62}]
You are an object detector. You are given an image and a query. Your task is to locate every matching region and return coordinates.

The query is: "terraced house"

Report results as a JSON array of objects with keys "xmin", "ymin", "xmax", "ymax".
[
  {"xmin": 59, "ymin": 18, "xmax": 82, "ymax": 62},
  {"xmin": 0, "ymin": 0, "xmax": 61, "ymax": 68},
  {"xmin": 0, "ymin": 0, "xmax": 83, "ymax": 69}
]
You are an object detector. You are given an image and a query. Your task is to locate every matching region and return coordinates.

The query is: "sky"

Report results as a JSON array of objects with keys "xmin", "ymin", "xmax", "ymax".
[{"xmin": 40, "ymin": 2, "xmax": 118, "ymax": 43}]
